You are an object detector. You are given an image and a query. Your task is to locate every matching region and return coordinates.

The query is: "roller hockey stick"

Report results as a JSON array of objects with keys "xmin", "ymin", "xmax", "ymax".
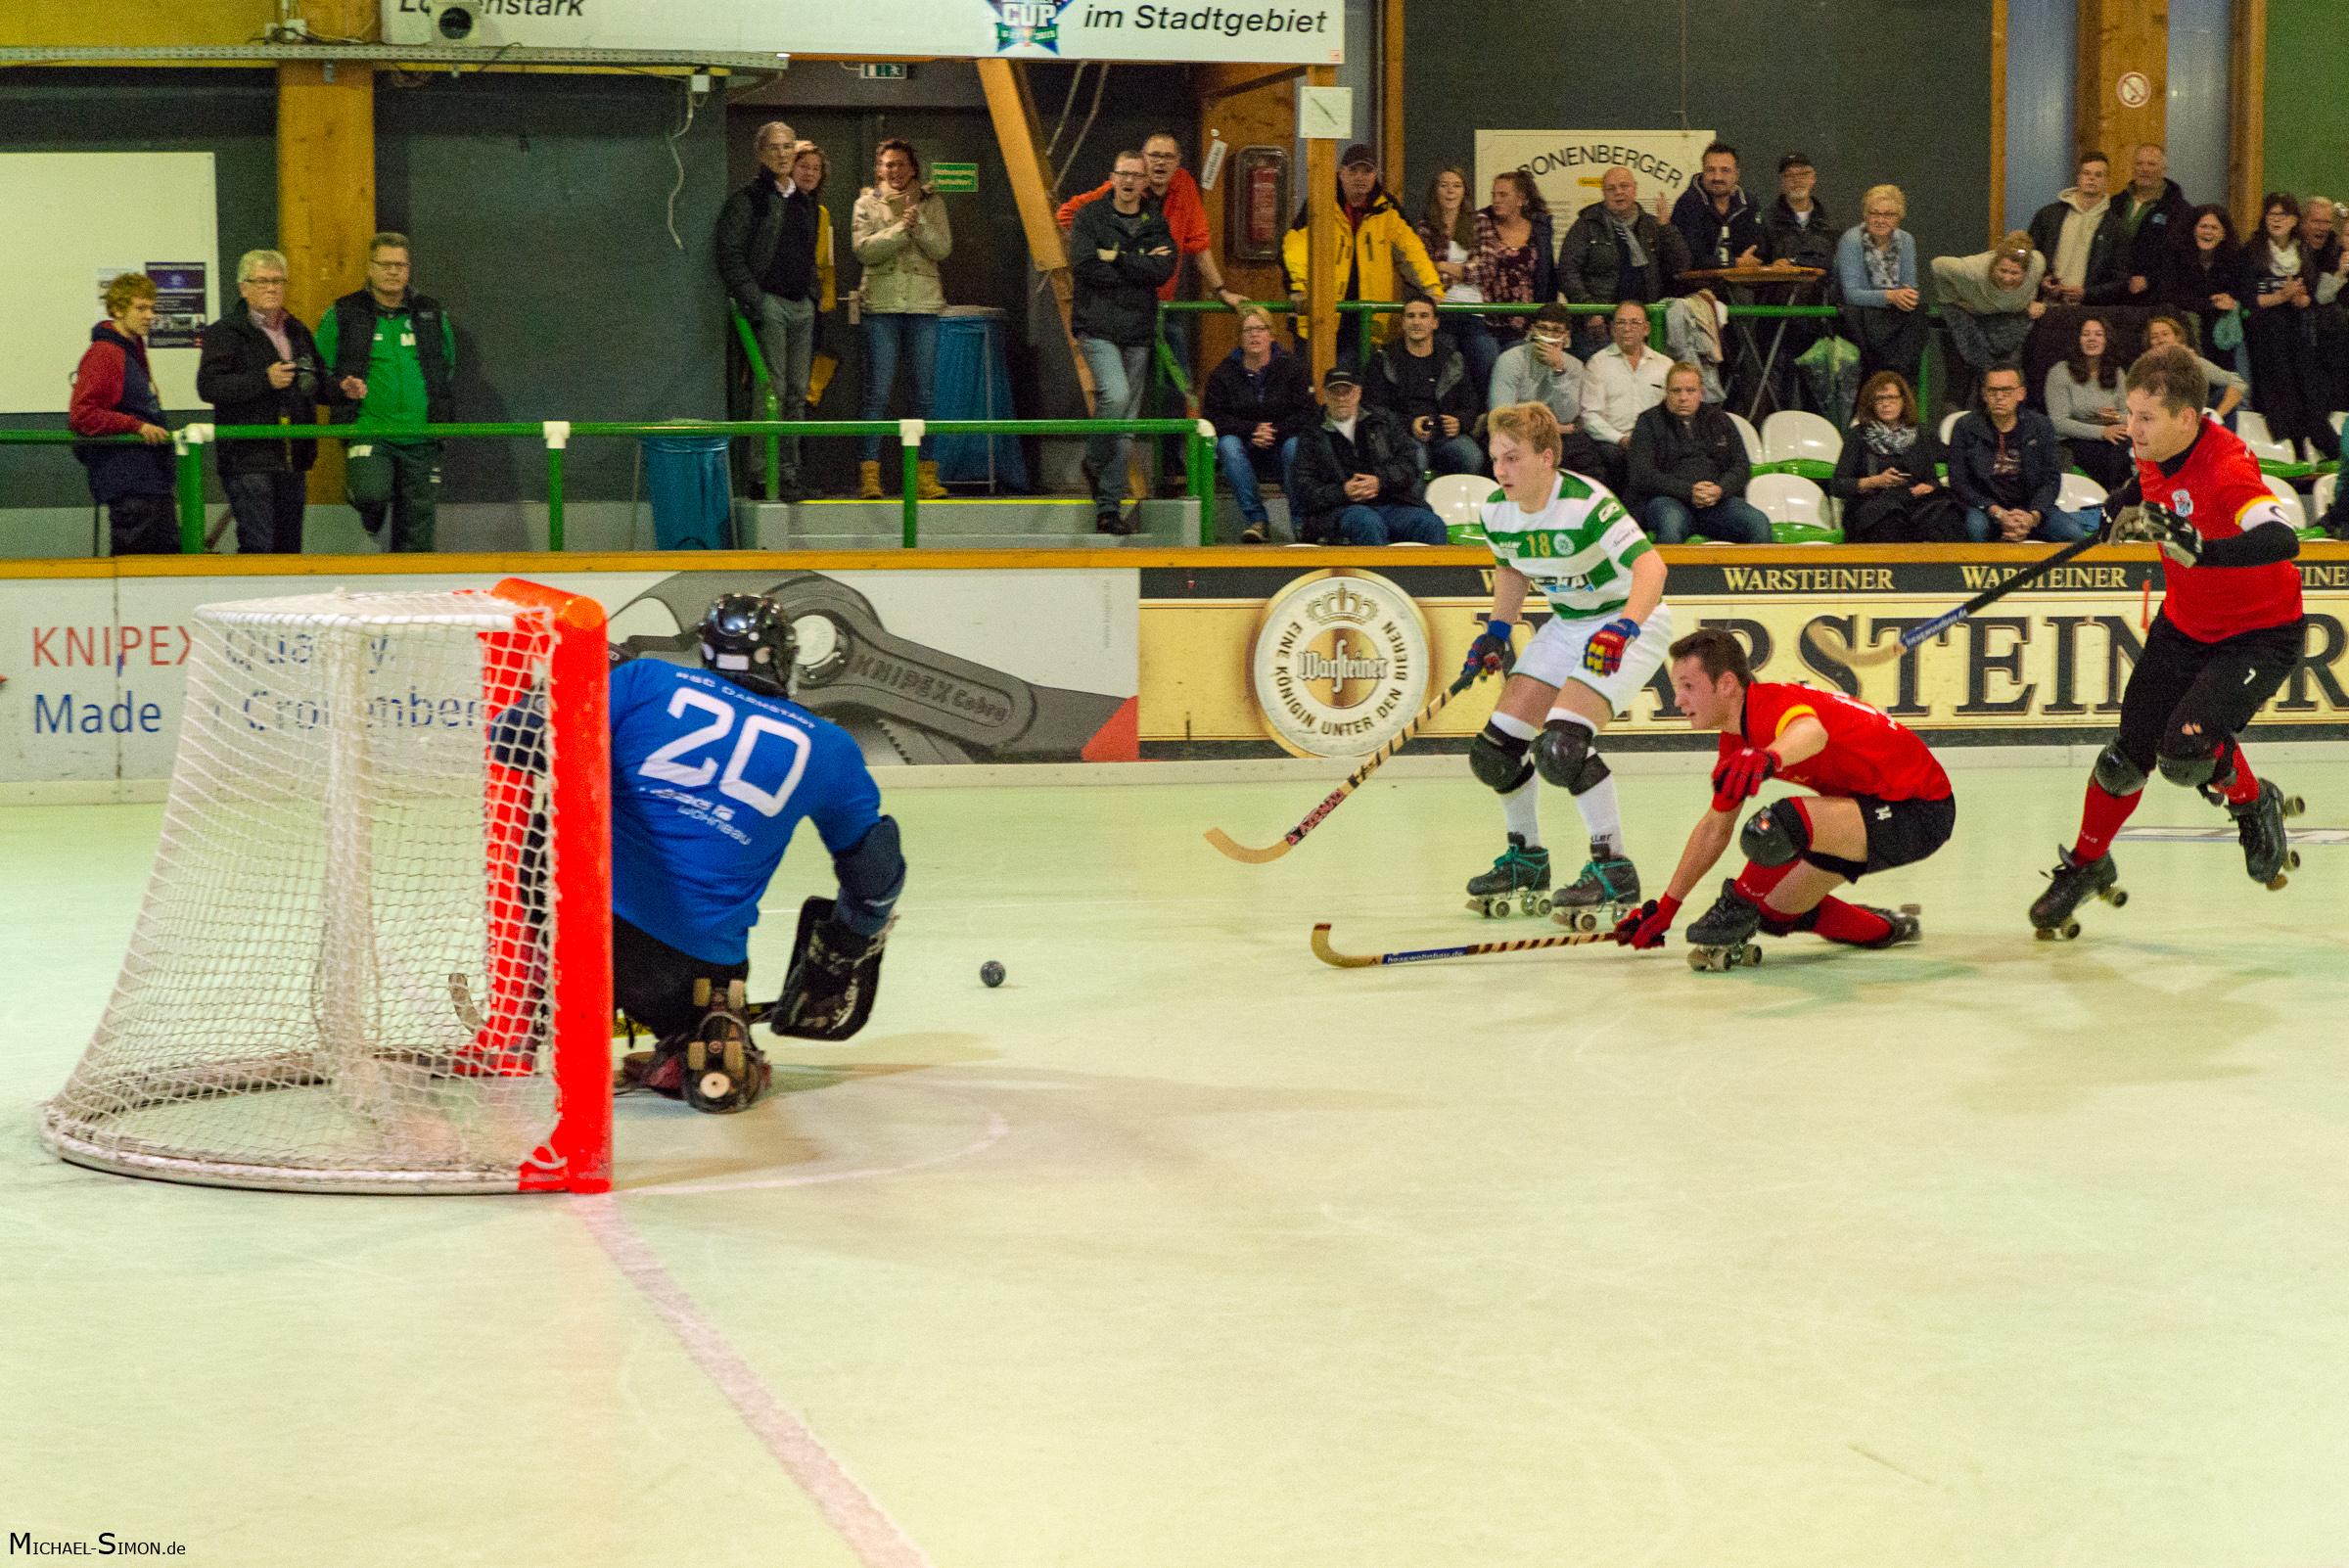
[
  {"xmin": 1311, "ymin": 920, "xmax": 1611, "ymax": 969},
  {"xmin": 1805, "ymin": 530, "xmax": 2108, "ymax": 669},
  {"xmin": 1206, "ymin": 671, "xmax": 1483, "ymax": 864}
]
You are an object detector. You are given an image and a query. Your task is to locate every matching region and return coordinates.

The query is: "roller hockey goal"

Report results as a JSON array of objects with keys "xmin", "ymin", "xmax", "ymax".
[{"xmin": 40, "ymin": 578, "xmax": 612, "ymax": 1194}]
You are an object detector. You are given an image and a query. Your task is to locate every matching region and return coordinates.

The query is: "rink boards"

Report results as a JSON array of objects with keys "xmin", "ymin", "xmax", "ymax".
[{"xmin": 1, "ymin": 544, "xmax": 2345, "ymax": 786}]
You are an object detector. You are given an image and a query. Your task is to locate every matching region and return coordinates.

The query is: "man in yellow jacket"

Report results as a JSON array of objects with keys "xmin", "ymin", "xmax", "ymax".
[{"xmin": 1283, "ymin": 143, "xmax": 1443, "ymax": 361}]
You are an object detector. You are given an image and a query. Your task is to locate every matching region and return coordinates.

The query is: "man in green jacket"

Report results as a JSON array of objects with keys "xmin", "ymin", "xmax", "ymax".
[{"xmin": 315, "ymin": 232, "xmax": 457, "ymax": 552}]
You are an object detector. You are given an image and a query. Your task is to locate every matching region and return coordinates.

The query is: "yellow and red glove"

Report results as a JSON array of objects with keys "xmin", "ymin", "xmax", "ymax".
[{"xmin": 1582, "ymin": 615, "xmax": 1640, "ymax": 677}]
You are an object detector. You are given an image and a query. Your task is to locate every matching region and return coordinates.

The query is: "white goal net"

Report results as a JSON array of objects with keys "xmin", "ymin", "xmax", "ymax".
[{"xmin": 40, "ymin": 585, "xmax": 612, "ymax": 1194}]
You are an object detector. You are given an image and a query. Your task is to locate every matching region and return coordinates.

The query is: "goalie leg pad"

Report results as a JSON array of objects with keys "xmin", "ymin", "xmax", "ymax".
[
  {"xmin": 1469, "ymin": 723, "xmax": 1534, "ymax": 794},
  {"xmin": 771, "ymin": 897, "xmax": 890, "ymax": 1042}
]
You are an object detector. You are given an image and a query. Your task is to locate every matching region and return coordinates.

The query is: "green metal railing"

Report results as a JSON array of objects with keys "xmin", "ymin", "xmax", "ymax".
[
  {"xmin": 727, "ymin": 302, "xmax": 785, "ymax": 502},
  {"xmin": 2, "ymin": 416, "xmax": 1217, "ymax": 553}
]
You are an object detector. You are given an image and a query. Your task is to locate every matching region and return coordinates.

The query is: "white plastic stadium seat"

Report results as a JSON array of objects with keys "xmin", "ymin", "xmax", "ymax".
[
  {"xmin": 1421, "ymin": 472, "xmax": 1492, "ymax": 530},
  {"xmin": 1939, "ymin": 410, "xmax": 1964, "ymax": 444},
  {"xmin": 1761, "ymin": 409, "xmax": 1843, "ymax": 468},
  {"xmin": 2234, "ymin": 410, "xmax": 2294, "ymax": 465},
  {"xmin": 2315, "ymin": 472, "xmax": 2338, "ymax": 527},
  {"xmin": 2057, "ymin": 472, "xmax": 2108, "ymax": 513},
  {"xmin": 2329, "ymin": 411, "xmax": 2345, "ymax": 439},
  {"xmin": 1727, "ymin": 411, "xmax": 1765, "ymax": 465},
  {"xmin": 2262, "ymin": 473, "xmax": 2307, "ymax": 530},
  {"xmin": 1747, "ymin": 472, "xmax": 1828, "ymax": 529}
]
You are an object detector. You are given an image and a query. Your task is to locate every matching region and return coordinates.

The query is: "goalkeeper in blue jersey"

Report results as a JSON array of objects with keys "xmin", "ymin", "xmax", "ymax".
[{"xmin": 608, "ymin": 594, "xmax": 905, "ymax": 1112}]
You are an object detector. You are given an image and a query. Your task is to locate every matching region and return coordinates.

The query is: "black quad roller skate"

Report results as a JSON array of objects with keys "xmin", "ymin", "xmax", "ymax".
[
  {"xmin": 1852, "ymin": 902, "xmax": 1924, "ymax": 948},
  {"xmin": 2029, "ymin": 848, "xmax": 2127, "ymax": 941},
  {"xmin": 1549, "ymin": 837, "xmax": 1641, "ymax": 933},
  {"xmin": 2225, "ymin": 778, "xmax": 2304, "ymax": 891},
  {"xmin": 1684, "ymin": 879, "xmax": 1765, "ymax": 973},
  {"xmin": 1465, "ymin": 834, "xmax": 1552, "ymax": 918}
]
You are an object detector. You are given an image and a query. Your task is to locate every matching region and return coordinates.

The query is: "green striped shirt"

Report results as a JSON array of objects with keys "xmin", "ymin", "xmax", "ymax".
[{"xmin": 1478, "ymin": 473, "xmax": 1653, "ymax": 621}]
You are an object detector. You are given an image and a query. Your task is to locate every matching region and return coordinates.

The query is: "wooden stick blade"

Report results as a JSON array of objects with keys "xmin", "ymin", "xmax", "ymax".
[
  {"xmin": 1204, "ymin": 826, "xmax": 1292, "ymax": 864},
  {"xmin": 1309, "ymin": 923, "xmax": 1377, "ymax": 967},
  {"xmin": 1803, "ymin": 621, "xmax": 1907, "ymax": 669}
]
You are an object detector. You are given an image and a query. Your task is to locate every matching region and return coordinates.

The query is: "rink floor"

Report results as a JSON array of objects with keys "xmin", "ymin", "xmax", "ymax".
[{"xmin": 6, "ymin": 757, "xmax": 2349, "ymax": 1567}]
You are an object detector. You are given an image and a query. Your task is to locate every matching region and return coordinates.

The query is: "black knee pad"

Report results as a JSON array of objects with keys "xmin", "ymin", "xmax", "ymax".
[
  {"xmin": 1757, "ymin": 904, "xmax": 1818, "ymax": 938},
  {"xmin": 1739, "ymin": 799, "xmax": 1813, "ymax": 867},
  {"xmin": 1534, "ymin": 718, "xmax": 1610, "ymax": 794},
  {"xmin": 2156, "ymin": 744, "xmax": 2219, "ymax": 790},
  {"xmin": 1469, "ymin": 723, "xmax": 1534, "ymax": 794},
  {"xmin": 2092, "ymin": 742, "xmax": 2149, "ymax": 797}
]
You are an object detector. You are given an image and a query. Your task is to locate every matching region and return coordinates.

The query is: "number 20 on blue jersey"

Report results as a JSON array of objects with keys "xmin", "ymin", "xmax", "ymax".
[{"xmin": 636, "ymin": 688, "xmax": 810, "ymax": 819}]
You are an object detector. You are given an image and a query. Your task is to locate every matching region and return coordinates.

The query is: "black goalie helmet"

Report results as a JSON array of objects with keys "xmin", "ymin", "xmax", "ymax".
[{"xmin": 698, "ymin": 593, "xmax": 796, "ymax": 698}]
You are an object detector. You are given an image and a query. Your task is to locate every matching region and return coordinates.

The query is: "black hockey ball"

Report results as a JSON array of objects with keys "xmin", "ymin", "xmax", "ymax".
[{"xmin": 980, "ymin": 961, "xmax": 1006, "ymax": 989}]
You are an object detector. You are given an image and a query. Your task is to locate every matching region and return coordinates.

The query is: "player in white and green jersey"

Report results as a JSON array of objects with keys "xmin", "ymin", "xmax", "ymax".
[{"xmin": 1458, "ymin": 400, "xmax": 1675, "ymax": 927}]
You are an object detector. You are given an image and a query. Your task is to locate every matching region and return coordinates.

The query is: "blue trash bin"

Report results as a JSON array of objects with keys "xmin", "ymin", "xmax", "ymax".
[
  {"xmin": 641, "ymin": 435, "xmax": 734, "ymax": 549},
  {"xmin": 931, "ymin": 307, "xmax": 1030, "ymax": 490}
]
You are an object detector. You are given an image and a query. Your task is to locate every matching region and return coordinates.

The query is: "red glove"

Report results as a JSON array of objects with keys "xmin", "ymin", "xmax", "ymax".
[
  {"xmin": 1711, "ymin": 746, "xmax": 1777, "ymax": 808},
  {"xmin": 1582, "ymin": 615, "xmax": 1640, "ymax": 678},
  {"xmin": 1613, "ymin": 894, "xmax": 1681, "ymax": 949}
]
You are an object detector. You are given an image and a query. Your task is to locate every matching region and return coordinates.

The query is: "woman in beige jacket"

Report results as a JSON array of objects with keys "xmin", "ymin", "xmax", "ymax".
[{"xmin": 852, "ymin": 137, "xmax": 953, "ymax": 499}]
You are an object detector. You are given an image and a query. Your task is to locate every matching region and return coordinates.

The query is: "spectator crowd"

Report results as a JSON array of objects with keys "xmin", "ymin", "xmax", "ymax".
[{"xmin": 62, "ymin": 117, "xmax": 2349, "ymax": 555}]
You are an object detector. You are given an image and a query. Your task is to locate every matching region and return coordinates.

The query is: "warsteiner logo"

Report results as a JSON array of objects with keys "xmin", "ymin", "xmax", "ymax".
[
  {"xmin": 990, "ymin": 0, "xmax": 1075, "ymax": 52},
  {"xmin": 1249, "ymin": 570, "xmax": 1431, "ymax": 759}
]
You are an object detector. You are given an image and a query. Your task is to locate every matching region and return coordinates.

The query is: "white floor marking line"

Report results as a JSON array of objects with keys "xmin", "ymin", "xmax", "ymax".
[{"xmin": 573, "ymin": 1194, "xmax": 939, "ymax": 1568}]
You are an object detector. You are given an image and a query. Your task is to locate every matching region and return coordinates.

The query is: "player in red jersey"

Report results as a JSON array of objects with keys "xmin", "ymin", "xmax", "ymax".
[
  {"xmin": 2029, "ymin": 345, "xmax": 2308, "ymax": 938},
  {"xmin": 1612, "ymin": 626, "xmax": 1956, "ymax": 969}
]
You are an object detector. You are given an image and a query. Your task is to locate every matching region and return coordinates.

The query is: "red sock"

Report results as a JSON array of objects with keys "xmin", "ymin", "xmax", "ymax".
[
  {"xmin": 1811, "ymin": 896, "xmax": 1893, "ymax": 945},
  {"xmin": 1733, "ymin": 857, "xmax": 1795, "ymax": 902},
  {"xmin": 2218, "ymin": 741, "xmax": 2261, "ymax": 806},
  {"xmin": 2071, "ymin": 781, "xmax": 2142, "ymax": 863}
]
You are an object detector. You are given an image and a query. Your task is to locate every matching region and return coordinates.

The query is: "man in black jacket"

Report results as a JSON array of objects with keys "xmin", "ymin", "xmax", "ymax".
[
  {"xmin": 1627, "ymin": 362, "xmax": 1771, "ymax": 542},
  {"xmin": 1559, "ymin": 167, "xmax": 1694, "ymax": 357},
  {"xmin": 714, "ymin": 120, "xmax": 821, "ymax": 500},
  {"xmin": 1758, "ymin": 154, "xmax": 1837, "ymax": 376},
  {"xmin": 1947, "ymin": 363, "xmax": 2095, "ymax": 542},
  {"xmin": 2026, "ymin": 152, "xmax": 2132, "ymax": 305},
  {"xmin": 1669, "ymin": 142, "xmax": 1764, "ymax": 275},
  {"xmin": 1070, "ymin": 150, "xmax": 1177, "ymax": 534},
  {"xmin": 1288, "ymin": 366, "xmax": 1447, "ymax": 545},
  {"xmin": 2118, "ymin": 144, "xmax": 2194, "ymax": 298},
  {"xmin": 198, "ymin": 249, "xmax": 332, "ymax": 555},
  {"xmin": 1202, "ymin": 308, "xmax": 1317, "ymax": 542},
  {"xmin": 1366, "ymin": 298, "xmax": 1483, "ymax": 477}
]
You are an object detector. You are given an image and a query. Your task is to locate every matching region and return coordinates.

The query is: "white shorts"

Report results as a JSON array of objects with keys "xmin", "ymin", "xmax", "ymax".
[{"xmin": 1515, "ymin": 604, "xmax": 1675, "ymax": 716}]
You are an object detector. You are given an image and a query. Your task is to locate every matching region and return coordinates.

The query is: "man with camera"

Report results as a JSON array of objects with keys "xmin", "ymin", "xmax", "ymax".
[{"xmin": 198, "ymin": 249, "xmax": 336, "ymax": 555}]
